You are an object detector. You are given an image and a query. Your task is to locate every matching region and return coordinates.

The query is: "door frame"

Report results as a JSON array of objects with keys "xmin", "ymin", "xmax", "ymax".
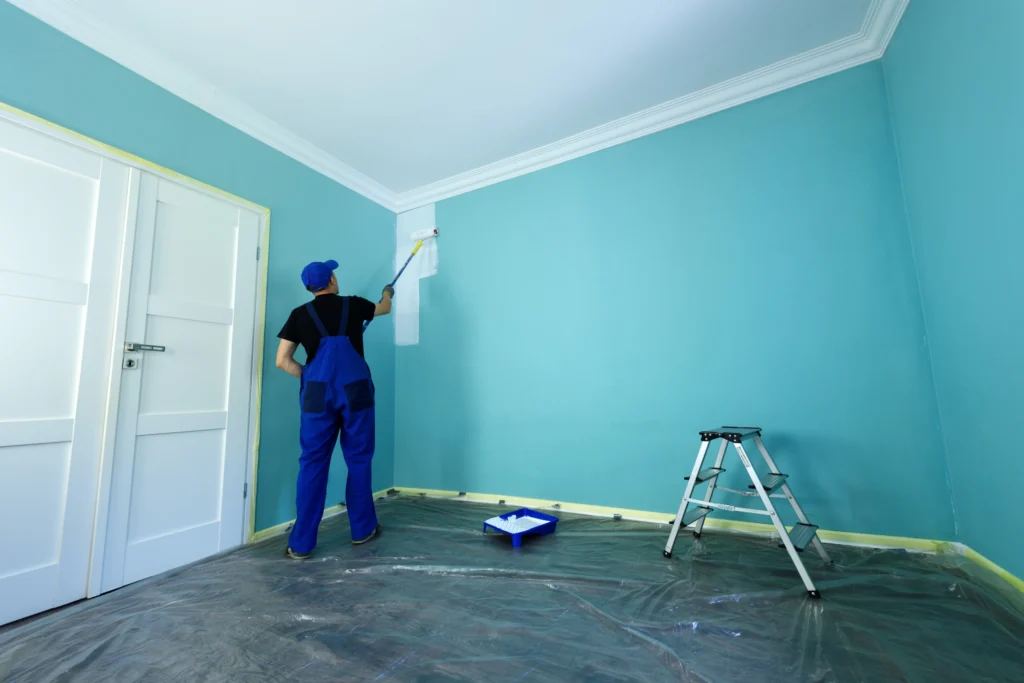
[{"xmin": 0, "ymin": 101, "xmax": 271, "ymax": 598}]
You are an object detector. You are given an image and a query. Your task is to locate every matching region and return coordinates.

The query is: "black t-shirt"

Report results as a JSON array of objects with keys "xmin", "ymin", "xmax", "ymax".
[{"xmin": 278, "ymin": 294, "xmax": 376, "ymax": 363}]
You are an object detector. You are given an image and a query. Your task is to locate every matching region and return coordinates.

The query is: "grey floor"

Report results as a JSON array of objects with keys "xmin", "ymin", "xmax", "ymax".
[{"xmin": 1, "ymin": 495, "xmax": 1022, "ymax": 682}]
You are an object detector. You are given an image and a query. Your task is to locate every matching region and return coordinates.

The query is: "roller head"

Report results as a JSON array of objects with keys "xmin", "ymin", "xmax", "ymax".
[{"xmin": 409, "ymin": 227, "xmax": 439, "ymax": 240}]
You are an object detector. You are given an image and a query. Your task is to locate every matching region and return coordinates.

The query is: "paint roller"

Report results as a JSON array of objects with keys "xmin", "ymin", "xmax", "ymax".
[{"xmin": 363, "ymin": 227, "xmax": 439, "ymax": 331}]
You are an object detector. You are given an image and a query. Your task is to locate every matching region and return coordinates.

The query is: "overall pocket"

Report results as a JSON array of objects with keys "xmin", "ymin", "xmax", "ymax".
[
  {"xmin": 344, "ymin": 378, "xmax": 374, "ymax": 412},
  {"xmin": 301, "ymin": 381, "xmax": 328, "ymax": 413}
]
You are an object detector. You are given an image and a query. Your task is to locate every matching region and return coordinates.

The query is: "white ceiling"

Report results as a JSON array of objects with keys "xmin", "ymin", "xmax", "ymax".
[{"xmin": 11, "ymin": 0, "xmax": 907, "ymax": 209}]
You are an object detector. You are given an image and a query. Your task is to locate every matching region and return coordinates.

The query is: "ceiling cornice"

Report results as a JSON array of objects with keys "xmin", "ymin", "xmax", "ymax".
[
  {"xmin": 394, "ymin": 0, "xmax": 909, "ymax": 211},
  {"xmin": 10, "ymin": 0, "xmax": 908, "ymax": 215}
]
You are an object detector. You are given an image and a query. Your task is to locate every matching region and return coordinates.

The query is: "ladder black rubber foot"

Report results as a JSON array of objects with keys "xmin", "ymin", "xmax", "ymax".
[
  {"xmin": 663, "ymin": 550, "xmax": 672, "ymax": 559},
  {"xmin": 692, "ymin": 532, "xmax": 701, "ymax": 539},
  {"xmin": 808, "ymin": 590, "xmax": 821, "ymax": 599}
]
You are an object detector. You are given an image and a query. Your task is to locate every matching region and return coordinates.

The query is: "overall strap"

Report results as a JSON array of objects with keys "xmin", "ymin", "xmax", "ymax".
[
  {"xmin": 304, "ymin": 302, "xmax": 329, "ymax": 337},
  {"xmin": 337, "ymin": 296, "xmax": 350, "ymax": 337}
]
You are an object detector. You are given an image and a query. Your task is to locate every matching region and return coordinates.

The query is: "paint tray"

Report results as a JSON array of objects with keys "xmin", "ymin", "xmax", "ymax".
[{"xmin": 482, "ymin": 508, "xmax": 558, "ymax": 548}]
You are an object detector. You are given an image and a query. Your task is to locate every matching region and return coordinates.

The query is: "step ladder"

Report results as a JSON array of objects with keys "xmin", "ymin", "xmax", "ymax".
[{"xmin": 663, "ymin": 426, "xmax": 832, "ymax": 597}]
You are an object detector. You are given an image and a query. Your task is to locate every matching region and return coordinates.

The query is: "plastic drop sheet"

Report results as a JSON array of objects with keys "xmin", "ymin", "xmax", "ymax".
[{"xmin": 1, "ymin": 496, "xmax": 1023, "ymax": 682}]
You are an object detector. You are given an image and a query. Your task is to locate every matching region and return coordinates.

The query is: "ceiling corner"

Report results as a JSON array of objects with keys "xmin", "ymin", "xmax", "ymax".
[{"xmin": 863, "ymin": 0, "xmax": 910, "ymax": 58}]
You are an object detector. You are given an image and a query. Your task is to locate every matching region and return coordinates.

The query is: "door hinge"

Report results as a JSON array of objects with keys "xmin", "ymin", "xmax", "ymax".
[
  {"xmin": 256, "ymin": 246, "xmax": 261, "ymax": 260},
  {"xmin": 243, "ymin": 482, "xmax": 248, "ymax": 499}
]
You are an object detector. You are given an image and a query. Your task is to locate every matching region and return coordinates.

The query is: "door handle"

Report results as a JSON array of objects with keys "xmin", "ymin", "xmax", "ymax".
[{"xmin": 124, "ymin": 342, "xmax": 166, "ymax": 352}]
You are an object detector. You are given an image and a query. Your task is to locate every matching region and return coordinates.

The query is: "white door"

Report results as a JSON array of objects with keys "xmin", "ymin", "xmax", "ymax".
[
  {"xmin": 100, "ymin": 173, "xmax": 259, "ymax": 591},
  {"xmin": 0, "ymin": 117, "xmax": 131, "ymax": 625}
]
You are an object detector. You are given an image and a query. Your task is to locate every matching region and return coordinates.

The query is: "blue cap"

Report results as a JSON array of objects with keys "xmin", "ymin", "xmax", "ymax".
[{"xmin": 301, "ymin": 260, "xmax": 338, "ymax": 292}]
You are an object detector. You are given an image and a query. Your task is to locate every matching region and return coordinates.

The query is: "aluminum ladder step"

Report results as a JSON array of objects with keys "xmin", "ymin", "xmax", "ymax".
[
  {"xmin": 680, "ymin": 505, "xmax": 713, "ymax": 528},
  {"xmin": 748, "ymin": 472, "xmax": 788, "ymax": 492},
  {"xmin": 665, "ymin": 428, "xmax": 831, "ymax": 598},
  {"xmin": 779, "ymin": 523, "xmax": 819, "ymax": 552},
  {"xmin": 684, "ymin": 467, "xmax": 725, "ymax": 484}
]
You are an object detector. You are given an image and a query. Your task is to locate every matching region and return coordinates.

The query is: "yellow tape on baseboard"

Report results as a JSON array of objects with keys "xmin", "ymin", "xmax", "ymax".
[
  {"xmin": 393, "ymin": 487, "xmax": 674, "ymax": 524},
  {"xmin": 249, "ymin": 489, "xmax": 392, "ymax": 543},
  {"xmin": 393, "ymin": 487, "xmax": 946, "ymax": 550},
  {"xmin": 960, "ymin": 545, "xmax": 1024, "ymax": 594},
  {"xmin": 247, "ymin": 486, "xmax": 1024, "ymax": 593},
  {"xmin": 389, "ymin": 487, "xmax": 1021, "ymax": 593}
]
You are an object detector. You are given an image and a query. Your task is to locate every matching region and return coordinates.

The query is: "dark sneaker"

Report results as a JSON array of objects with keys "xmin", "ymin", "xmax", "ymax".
[
  {"xmin": 352, "ymin": 525, "xmax": 382, "ymax": 545},
  {"xmin": 285, "ymin": 546, "xmax": 310, "ymax": 560}
]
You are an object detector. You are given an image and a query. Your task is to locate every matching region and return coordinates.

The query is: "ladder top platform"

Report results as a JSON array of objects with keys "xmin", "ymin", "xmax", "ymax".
[{"xmin": 699, "ymin": 426, "xmax": 762, "ymax": 443}]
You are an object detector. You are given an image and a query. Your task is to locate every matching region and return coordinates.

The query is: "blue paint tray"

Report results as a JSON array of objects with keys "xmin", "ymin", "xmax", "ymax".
[{"xmin": 482, "ymin": 508, "xmax": 559, "ymax": 548}]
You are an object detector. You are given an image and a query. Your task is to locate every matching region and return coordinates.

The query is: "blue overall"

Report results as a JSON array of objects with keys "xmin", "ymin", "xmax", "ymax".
[{"xmin": 289, "ymin": 297, "xmax": 378, "ymax": 553}]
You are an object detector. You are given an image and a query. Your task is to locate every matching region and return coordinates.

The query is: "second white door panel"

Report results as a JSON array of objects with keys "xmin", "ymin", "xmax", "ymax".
[
  {"xmin": 128, "ymin": 430, "xmax": 225, "ymax": 543},
  {"xmin": 0, "ymin": 442, "xmax": 72, "ymax": 569},
  {"xmin": 138, "ymin": 315, "xmax": 232, "ymax": 414},
  {"xmin": 0, "ymin": 297, "xmax": 85, "ymax": 420},
  {"xmin": 124, "ymin": 522, "xmax": 221, "ymax": 586}
]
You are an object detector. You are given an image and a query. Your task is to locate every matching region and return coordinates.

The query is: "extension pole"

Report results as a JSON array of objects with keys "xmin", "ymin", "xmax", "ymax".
[{"xmin": 363, "ymin": 228, "xmax": 438, "ymax": 331}]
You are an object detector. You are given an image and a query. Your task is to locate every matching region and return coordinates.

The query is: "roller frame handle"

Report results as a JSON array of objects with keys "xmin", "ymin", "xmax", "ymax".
[{"xmin": 363, "ymin": 240, "xmax": 423, "ymax": 331}]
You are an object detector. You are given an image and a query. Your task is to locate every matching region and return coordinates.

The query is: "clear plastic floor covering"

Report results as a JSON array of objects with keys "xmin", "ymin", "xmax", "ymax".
[{"xmin": 1, "ymin": 495, "xmax": 1022, "ymax": 682}]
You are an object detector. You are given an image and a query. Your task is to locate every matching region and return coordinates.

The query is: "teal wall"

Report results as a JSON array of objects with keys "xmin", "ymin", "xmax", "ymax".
[
  {"xmin": 0, "ymin": 3, "xmax": 396, "ymax": 531},
  {"xmin": 14, "ymin": 0, "xmax": 1019, "ymax": 566},
  {"xmin": 396, "ymin": 63, "xmax": 956, "ymax": 540},
  {"xmin": 883, "ymin": 0, "xmax": 1024, "ymax": 578}
]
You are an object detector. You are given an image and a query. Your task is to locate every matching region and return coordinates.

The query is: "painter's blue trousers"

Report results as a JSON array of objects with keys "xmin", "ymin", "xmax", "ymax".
[{"xmin": 289, "ymin": 298, "xmax": 378, "ymax": 553}]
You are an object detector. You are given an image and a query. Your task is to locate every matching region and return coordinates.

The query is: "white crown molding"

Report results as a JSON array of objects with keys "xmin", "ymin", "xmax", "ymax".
[
  {"xmin": 7, "ymin": 0, "xmax": 399, "ymax": 211},
  {"xmin": 9, "ymin": 0, "xmax": 908, "ymax": 216},
  {"xmin": 395, "ymin": 0, "xmax": 910, "ymax": 212}
]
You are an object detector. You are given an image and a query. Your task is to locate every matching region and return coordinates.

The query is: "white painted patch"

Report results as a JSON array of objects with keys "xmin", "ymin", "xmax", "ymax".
[{"xmin": 394, "ymin": 204, "xmax": 437, "ymax": 346}]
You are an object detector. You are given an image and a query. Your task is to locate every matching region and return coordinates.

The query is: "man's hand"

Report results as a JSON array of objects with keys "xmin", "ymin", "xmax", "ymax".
[
  {"xmin": 275, "ymin": 339, "xmax": 302, "ymax": 378},
  {"xmin": 375, "ymin": 285, "xmax": 394, "ymax": 317}
]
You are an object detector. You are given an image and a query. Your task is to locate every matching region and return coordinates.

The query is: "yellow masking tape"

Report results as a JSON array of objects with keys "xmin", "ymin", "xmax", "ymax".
[
  {"xmin": 248, "ymin": 486, "xmax": 1024, "ymax": 593},
  {"xmin": 961, "ymin": 546, "xmax": 1024, "ymax": 594},
  {"xmin": 0, "ymin": 101, "xmax": 268, "ymax": 213},
  {"xmin": 394, "ymin": 487, "xmax": 676, "ymax": 524},
  {"xmin": 394, "ymin": 487, "xmax": 950, "ymax": 550},
  {"xmin": 250, "ymin": 489, "xmax": 393, "ymax": 543},
  {"xmin": 247, "ymin": 213, "xmax": 272, "ymax": 541}
]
